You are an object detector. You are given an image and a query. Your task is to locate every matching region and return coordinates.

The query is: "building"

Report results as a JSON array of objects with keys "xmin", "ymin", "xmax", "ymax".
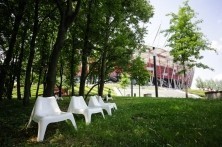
[{"xmin": 140, "ymin": 46, "xmax": 194, "ymax": 89}]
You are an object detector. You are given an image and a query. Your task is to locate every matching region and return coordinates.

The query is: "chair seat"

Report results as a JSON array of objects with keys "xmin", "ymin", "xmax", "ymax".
[
  {"xmin": 33, "ymin": 112, "xmax": 74, "ymax": 122},
  {"xmin": 87, "ymin": 107, "xmax": 104, "ymax": 113}
]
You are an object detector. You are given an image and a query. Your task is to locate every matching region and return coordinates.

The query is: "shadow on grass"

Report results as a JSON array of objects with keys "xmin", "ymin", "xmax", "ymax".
[{"xmin": 1, "ymin": 97, "xmax": 222, "ymax": 146}]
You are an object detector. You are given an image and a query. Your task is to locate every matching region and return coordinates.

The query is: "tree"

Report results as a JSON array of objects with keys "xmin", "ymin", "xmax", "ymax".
[
  {"xmin": 128, "ymin": 56, "xmax": 150, "ymax": 97},
  {"xmin": 79, "ymin": 0, "xmax": 94, "ymax": 96},
  {"xmin": 0, "ymin": 0, "xmax": 27, "ymax": 100},
  {"xmin": 43, "ymin": 0, "xmax": 81, "ymax": 97},
  {"xmin": 76, "ymin": 0, "xmax": 153, "ymax": 97},
  {"xmin": 163, "ymin": 0, "xmax": 215, "ymax": 98},
  {"xmin": 205, "ymin": 79, "xmax": 215, "ymax": 91},
  {"xmin": 120, "ymin": 73, "xmax": 130, "ymax": 96},
  {"xmin": 96, "ymin": 0, "xmax": 154, "ymax": 96},
  {"xmin": 215, "ymin": 80, "xmax": 222, "ymax": 91},
  {"xmin": 23, "ymin": 0, "xmax": 40, "ymax": 105},
  {"xmin": 196, "ymin": 77, "xmax": 205, "ymax": 90}
]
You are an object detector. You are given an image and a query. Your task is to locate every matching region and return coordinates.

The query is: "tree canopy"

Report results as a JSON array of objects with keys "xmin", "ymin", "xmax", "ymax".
[
  {"xmin": 0, "ymin": 0, "xmax": 154, "ymax": 102},
  {"xmin": 163, "ymin": 0, "xmax": 215, "ymax": 98}
]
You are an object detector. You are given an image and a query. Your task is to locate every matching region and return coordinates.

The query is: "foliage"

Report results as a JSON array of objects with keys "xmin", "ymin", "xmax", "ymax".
[
  {"xmin": 196, "ymin": 77, "xmax": 206, "ymax": 90},
  {"xmin": 0, "ymin": 0, "xmax": 154, "ymax": 100},
  {"xmin": 164, "ymin": 0, "xmax": 215, "ymax": 70},
  {"xmin": 196, "ymin": 77, "xmax": 222, "ymax": 91},
  {"xmin": 188, "ymin": 89, "xmax": 205, "ymax": 97},
  {"xmin": 1, "ymin": 97, "xmax": 222, "ymax": 146},
  {"xmin": 119, "ymin": 73, "xmax": 130, "ymax": 89},
  {"xmin": 215, "ymin": 80, "xmax": 222, "ymax": 91},
  {"xmin": 163, "ymin": 0, "xmax": 215, "ymax": 98},
  {"xmin": 128, "ymin": 56, "xmax": 150, "ymax": 86}
]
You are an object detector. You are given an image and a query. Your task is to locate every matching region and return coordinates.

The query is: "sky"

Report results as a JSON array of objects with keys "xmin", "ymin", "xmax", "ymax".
[{"xmin": 144, "ymin": 0, "xmax": 222, "ymax": 88}]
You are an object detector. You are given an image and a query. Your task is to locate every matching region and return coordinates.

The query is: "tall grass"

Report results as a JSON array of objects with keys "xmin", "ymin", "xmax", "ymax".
[{"xmin": 1, "ymin": 97, "xmax": 222, "ymax": 146}]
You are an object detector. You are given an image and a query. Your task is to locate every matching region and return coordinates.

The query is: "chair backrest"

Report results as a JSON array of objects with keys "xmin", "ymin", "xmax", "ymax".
[
  {"xmin": 88, "ymin": 96, "xmax": 102, "ymax": 107},
  {"xmin": 70, "ymin": 96, "xmax": 88, "ymax": 109},
  {"xmin": 96, "ymin": 96, "xmax": 105, "ymax": 105},
  {"xmin": 34, "ymin": 96, "xmax": 61, "ymax": 116}
]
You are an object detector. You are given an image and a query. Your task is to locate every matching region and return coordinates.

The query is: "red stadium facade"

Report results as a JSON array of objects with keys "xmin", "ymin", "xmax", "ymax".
[
  {"xmin": 140, "ymin": 46, "xmax": 194, "ymax": 89},
  {"xmin": 76, "ymin": 46, "xmax": 194, "ymax": 89},
  {"xmin": 109, "ymin": 46, "xmax": 195, "ymax": 89}
]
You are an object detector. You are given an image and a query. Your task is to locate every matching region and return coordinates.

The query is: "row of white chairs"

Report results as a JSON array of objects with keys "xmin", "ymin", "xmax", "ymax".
[{"xmin": 26, "ymin": 95, "xmax": 117, "ymax": 142}]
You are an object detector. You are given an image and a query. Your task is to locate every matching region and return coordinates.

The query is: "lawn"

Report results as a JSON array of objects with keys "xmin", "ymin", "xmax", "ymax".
[
  {"xmin": 12, "ymin": 84, "xmax": 117, "ymax": 98},
  {"xmin": 1, "ymin": 97, "xmax": 222, "ymax": 146}
]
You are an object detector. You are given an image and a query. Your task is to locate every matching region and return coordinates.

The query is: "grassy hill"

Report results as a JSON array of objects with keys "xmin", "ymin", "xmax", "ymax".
[{"xmin": 1, "ymin": 97, "xmax": 222, "ymax": 146}]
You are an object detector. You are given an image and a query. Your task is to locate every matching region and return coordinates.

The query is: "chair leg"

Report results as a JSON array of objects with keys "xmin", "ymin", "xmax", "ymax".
[
  {"xmin": 101, "ymin": 110, "xmax": 105, "ymax": 118},
  {"xmin": 26, "ymin": 118, "xmax": 32, "ymax": 128},
  {"xmin": 69, "ymin": 117, "xmax": 77, "ymax": 130},
  {"xmin": 104, "ymin": 107, "xmax": 112, "ymax": 116},
  {"xmin": 84, "ymin": 113, "xmax": 91, "ymax": 125},
  {"xmin": 37, "ymin": 121, "xmax": 48, "ymax": 142},
  {"xmin": 113, "ymin": 104, "xmax": 117, "ymax": 110},
  {"xmin": 26, "ymin": 108, "xmax": 35, "ymax": 129}
]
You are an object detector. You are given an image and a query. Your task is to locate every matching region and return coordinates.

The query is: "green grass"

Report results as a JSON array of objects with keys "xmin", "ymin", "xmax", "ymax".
[
  {"xmin": 1, "ymin": 97, "xmax": 222, "ymax": 146},
  {"xmin": 12, "ymin": 84, "xmax": 117, "ymax": 98},
  {"xmin": 188, "ymin": 89, "xmax": 206, "ymax": 98}
]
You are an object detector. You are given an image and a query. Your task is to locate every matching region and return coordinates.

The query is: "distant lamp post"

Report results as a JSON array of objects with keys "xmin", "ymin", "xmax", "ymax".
[
  {"xmin": 153, "ymin": 47, "xmax": 158, "ymax": 97},
  {"xmin": 131, "ymin": 78, "xmax": 136, "ymax": 97}
]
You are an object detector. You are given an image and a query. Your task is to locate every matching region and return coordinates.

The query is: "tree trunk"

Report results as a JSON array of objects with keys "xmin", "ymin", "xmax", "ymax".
[
  {"xmin": 79, "ymin": 0, "xmax": 93, "ymax": 96},
  {"xmin": 79, "ymin": 53, "xmax": 88, "ymax": 96},
  {"xmin": 0, "ymin": 0, "xmax": 26, "ymax": 100},
  {"xmin": 35, "ymin": 69, "xmax": 42, "ymax": 99},
  {"xmin": 30, "ymin": 68, "xmax": 35, "ymax": 97},
  {"xmin": 98, "ymin": 15, "xmax": 110, "ymax": 96},
  {"xmin": 43, "ymin": 0, "xmax": 81, "ymax": 97},
  {"xmin": 98, "ymin": 51, "xmax": 107, "ymax": 96},
  {"xmin": 23, "ymin": 0, "xmax": 39, "ymax": 106},
  {"xmin": 183, "ymin": 66, "xmax": 188, "ymax": 98},
  {"xmin": 43, "ymin": 22, "xmax": 67, "ymax": 96},
  {"xmin": 43, "ymin": 68, "xmax": 47, "ymax": 91},
  {"xmin": 59, "ymin": 62, "xmax": 63, "ymax": 97},
  {"xmin": 7, "ymin": 58, "xmax": 17, "ymax": 100},
  {"xmin": 70, "ymin": 38, "xmax": 75, "ymax": 96},
  {"xmin": 17, "ymin": 26, "xmax": 27, "ymax": 100},
  {"xmin": 35, "ymin": 37, "xmax": 47, "ymax": 99}
]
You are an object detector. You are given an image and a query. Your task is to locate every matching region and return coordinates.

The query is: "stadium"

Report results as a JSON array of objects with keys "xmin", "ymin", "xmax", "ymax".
[{"xmin": 140, "ymin": 46, "xmax": 195, "ymax": 89}]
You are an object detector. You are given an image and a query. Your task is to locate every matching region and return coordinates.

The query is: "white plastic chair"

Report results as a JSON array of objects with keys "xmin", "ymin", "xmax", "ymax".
[
  {"xmin": 105, "ymin": 95, "xmax": 113, "ymax": 101},
  {"xmin": 97, "ymin": 96, "xmax": 117, "ymax": 110},
  {"xmin": 26, "ymin": 96, "xmax": 77, "ymax": 142},
  {"xmin": 88, "ymin": 96, "xmax": 113, "ymax": 116},
  {"xmin": 67, "ymin": 96, "xmax": 105, "ymax": 125}
]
